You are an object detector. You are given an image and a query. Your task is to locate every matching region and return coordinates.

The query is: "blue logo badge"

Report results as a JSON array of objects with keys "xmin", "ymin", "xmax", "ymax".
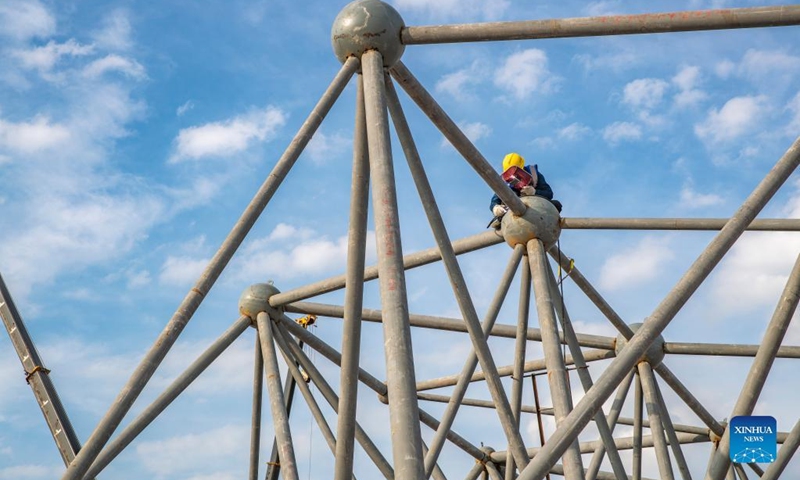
[{"xmin": 729, "ymin": 416, "xmax": 777, "ymax": 463}]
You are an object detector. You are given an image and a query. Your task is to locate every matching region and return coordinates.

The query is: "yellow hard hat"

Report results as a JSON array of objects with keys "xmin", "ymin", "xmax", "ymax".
[{"xmin": 502, "ymin": 152, "xmax": 525, "ymax": 171}]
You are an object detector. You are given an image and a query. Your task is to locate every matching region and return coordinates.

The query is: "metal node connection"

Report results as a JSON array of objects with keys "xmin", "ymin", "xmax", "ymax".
[
  {"xmin": 615, "ymin": 322, "xmax": 666, "ymax": 367},
  {"xmin": 500, "ymin": 195, "xmax": 560, "ymax": 249},
  {"xmin": 239, "ymin": 282, "xmax": 282, "ymax": 320},
  {"xmin": 331, "ymin": 0, "xmax": 406, "ymax": 66}
]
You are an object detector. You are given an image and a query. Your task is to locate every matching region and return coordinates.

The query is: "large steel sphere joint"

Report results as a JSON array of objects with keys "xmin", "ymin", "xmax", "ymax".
[{"xmin": 331, "ymin": 0, "xmax": 406, "ymax": 67}]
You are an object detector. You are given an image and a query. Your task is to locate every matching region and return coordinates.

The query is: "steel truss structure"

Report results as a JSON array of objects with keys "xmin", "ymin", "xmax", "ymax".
[{"xmin": 4, "ymin": 1, "xmax": 800, "ymax": 479}]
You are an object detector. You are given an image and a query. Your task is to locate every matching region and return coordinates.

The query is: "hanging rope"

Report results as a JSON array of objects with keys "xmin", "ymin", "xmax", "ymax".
[{"xmin": 556, "ymin": 238, "xmax": 569, "ymax": 361}]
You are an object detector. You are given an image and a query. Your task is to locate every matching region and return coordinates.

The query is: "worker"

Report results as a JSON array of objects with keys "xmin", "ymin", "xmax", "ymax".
[{"xmin": 488, "ymin": 152, "xmax": 561, "ymax": 228}]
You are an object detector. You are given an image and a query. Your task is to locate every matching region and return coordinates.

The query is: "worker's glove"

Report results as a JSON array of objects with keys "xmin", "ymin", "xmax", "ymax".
[
  {"xmin": 492, "ymin": 205, "xmax": 507, "ymax": 217},
  {"xmin": 520, "ymin": 186, "xmax": 535, "ymax": 196}
]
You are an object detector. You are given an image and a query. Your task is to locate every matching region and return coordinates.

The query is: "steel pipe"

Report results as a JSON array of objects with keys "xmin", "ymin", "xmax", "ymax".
[
  {"xmin": 664, "ymin": 342, "xmax": 800, "ymax": 358},
  {"xmin": 249, "ymin": 334, "xmax": 263, "ymax": 480},
  {"xmin": 270, "ymin": 230, "xmax": 502, "ymax": 306},
  {"xmin": 257, "ymin": 313, "xmax": 299, "ymax": 480},
  {"xmin": 84, "ymin": 316, "xmax": 252, "ymax": 478},
  {"xmin": 518, "ymin": 135, "xmax": 800, "ymax": 480},
  {"xmin": 633, "ymin": 373, "xmax": 643, "ymax": 480},
  {"xmin": 586, "ymin": 371, "xmax": 635, "ymax": 480},
  {"xmin": 276, "ymin": 313, "xmax": 488, "ymax": 463},
  {"xmin": 272, "ymin": 322, "xmax": 357, "ymax": 480},
  {"xmin": 653, "ymin": 379, "xmax": 693, "ymax": 480},
  {"xmin": 560, "ymin": 217, "xmax": 800, "ymax": 231},
  {"xmin": 655, "ymin": 363, "xmax": 726, "ymax": 436},
  {"xmin": 60, "ymin": 56, "xmax": 360, "ymax": 480},
  {"xmin": 362, "ymin": 50, "xmax": 425, "ymax": 480},
  {"xmin": 761, "ymin": 418, "xmax": 800, "ymax": 480},
  {"xmin": 385, "ymin": 74, "xmax": 529, "ymax": 471},
  {"xmin": 545, "ymin": 261, "xmax": 627, "ymax": 480},
  {"xmin": 401, "ymin": 5, "xmax": 800, "ymax": 44},
  {"xmin": 272, "ymin": 320, "xmax": 394, "ymax": 478},
  {"xmin": 638, "ymin": 363, "xmax": 675, "ymax": 480},
  {"xmin": 284, "ymin": 301, "xmax": 616, "ymax": 350},
  {"xmin": 265, "ymin": 342, "xmax": 301, "ymax": 480},
  {"xmin": 334, "ymin": 73, "xmax": 371, "ymax": 480},
  {"xmin": 389, "ymin": 61, "xmax": 527, "ymax": 215},
  {"xmin": 417, "ymin": 348, "xmax": 615, "ymax": 391},
  {"xmin": 706, "ymin": 253, "xmax": 800, "ymax": 479},
  {"xmin": 415, "ymin": 243, "xmax": 523, "ymax": 473},
  {"xmin": 506, "ymin": 259, "xmax": 531, "ymax": 480},
  {"xmin": 527, "ymin": 239, "xmax": 585, "ymax": 480}
]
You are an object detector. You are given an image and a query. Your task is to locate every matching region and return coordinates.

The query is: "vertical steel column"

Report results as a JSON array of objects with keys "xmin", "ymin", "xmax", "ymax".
[
  {"xmin": 518, "ymin": 135, "xmax": 800, "ymax": 480},
  {"xmin": 334, "ymin": 73, "xmax": 371, "ymax": 480},
  {"xmin": 544, "ymin": 262, "xmax": 628, "ymax": 480},
  {"xmin": 388, "ymin": 61, "xmax": 526, "ymax": 215},
  {"xmin": 653, "ymin": 378, "xmax": 693, "ymax": 480},
  {"xmin": 250, "ymin": 334, "xmax": 264, "ymax": 480},
  {"xmin": 506, "ymin": 262, "xmax": 532, "ymax": 480},
  {"xmin": 638, "ymin": 363, "xmax": 675, "ymax": 480},
  {"xmin": 265, "ymin": 352, "xmax": 301, "ymax": 480},
  {"xmin": 586, "ymin": 371, "xmax": 635, "ymax": 480},
  {"xmin": 633, "ymin": 373, "xmax": 643, "ymax": 480},
  {"xmin": 527, "ymin": 239, "xmax": 585, "ymax": 480},
  {"xmin": 362, "ymin": 49, "xmax": 425, "ymax": 480},
  {"xmin": 272, "ymin": 320, "xmax": 394, "ymax": 478},
  {"xmin": 706, "ymin": 253, "xmax": 800, "ymax": 480},
  {"xmin": 761, "ymin": 418, "xmax": 800, "ymax": 480},
  {"xmin": 0, "ymin": 273, "xmax": 81, "ymax": 466},
  {"xmin": 60, "ymin": 57, "xmax": 359, "ymax": 480},
  {"xmin": 384, "ymin": 75, "xmax": 530, "ymax": 471},
  {"xmin": 530, "ymin": 375, "xmax": 550, "ymax": 480},
  {"xmin": 84, "ymin": 316, "xmax": 252, "ymax": 478},
  {"xmin": 257, "ymin": 313, "xmax": 299, "ymax": 480}
]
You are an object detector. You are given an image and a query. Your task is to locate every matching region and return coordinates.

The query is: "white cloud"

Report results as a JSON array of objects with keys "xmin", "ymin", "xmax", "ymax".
[
  {"xmin": 392, "ymin": 0, "xmax": 509, "ymax": 21},
  {"xmin": 126, "ymin": 269, "xmax": 151, "ymax": 288},
  {"xmin": 441, "ymin": 121, "xmax": 491, "ymax": 148},
  {"xmin": 92, "ymin": 9, "xmax": 133, "ymax": 51},
  {"xmin": 711, "ymin": 184, "xmax": 800, "ymax": 313},
  {"xmin": 714, "ymin": 59, "xmax": 736, "ymax": 79},
  {"xmin": 0, "ymin": 115, "xmax": 70, "ymax": 153},
  {"xmin": 558, "ymin": 123, "xmax": 591, "ymax": 141},
  {"xmin": 672, "ymin": 66, "xmax": 708, "ymax": 109},
  {"xmin": 136, "ymin": 424, "xmax": 249, "ymax": 476},
  {"xmin": 177, "ymin": 100, "xmax": 195, "ymax": 116},
  {"xmin": 622, "ymin": 78, "xmax": 669, "ymax": 109},
  {"xmin": 83, "ymin": 54, "xmax": 146, "ymax": 80},
  {"xmin": 599, "ymin": 237, "xmax": 675, "ymax": 291},
  {"xmin": 435, "ymin": 61, "xmax": 485, "ymax": 101},
  {"xmin": 602, "ymin": 121, "xmax": 641, "ymax": 145},
  {"xmin": 0, "ymin": 0, "xmax": 55, "ymax": 41},
  {"xmin": 738, "ymin": 49, "xmax": 800, "ymax": 80},
  {"xmin": 694, "ymin": 95, "xmax": 768, "ymax": 144},
  {"xmin": 171, "ymin": 106, "xmax": 286, "ymax": 162},
  {"xmin": 573, "ymin": 50, "xmax": 639, "ymax": 72},
  {"xmin": 679, "ymin": 185, "xmax": 724, "ymax": 209},
  {"xmin": 494, "ymin": 49, "xmax": 557, "ymax": 101},
  {"xmin": 12, "ymin": 39, "xmax": 94, "ymax": 72},
  {"xmin": 306, "ymin": 130, "xmax": 351, "ymax": 164},
  {"xmin": 232, "ymin": 224, "xmax": 377, "ymax": 282},
  {"xmin": 159, "ymin": 256, "xmax": 209, "ymax": 286}
]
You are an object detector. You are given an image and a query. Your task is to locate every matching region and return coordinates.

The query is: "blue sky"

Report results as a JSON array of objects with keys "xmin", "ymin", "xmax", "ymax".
[{"xmin": 1, "ymin": 0, "xmax": 799, "ymax": 479}]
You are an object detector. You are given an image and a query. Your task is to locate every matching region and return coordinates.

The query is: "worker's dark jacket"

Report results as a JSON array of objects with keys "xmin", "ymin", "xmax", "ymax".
[{"xmin": 489, "ymin": 164, "xmax": 554, "ymax": 211}]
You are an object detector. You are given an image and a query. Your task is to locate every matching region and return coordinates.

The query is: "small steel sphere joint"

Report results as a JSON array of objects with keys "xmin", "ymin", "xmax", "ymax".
[
  {"xmin": 500, "ymin": 195, "xmax": 561, "ymax": 249},
  {"xmin": 238, "ymin": 283, "xmax": 282, "ymax": 321},
  {"xmin": 331, "ymin": 0, "xmax": 406, "ymax": 67}
]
